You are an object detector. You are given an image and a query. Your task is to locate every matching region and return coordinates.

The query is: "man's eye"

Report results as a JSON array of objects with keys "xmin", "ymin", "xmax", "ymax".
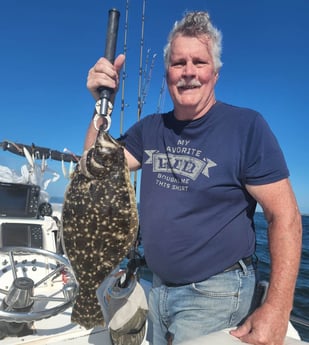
[
  {"xmin": 194, "ymin": 60, "xmax": 208, "ymax": 67},
  {"xmin": 171, "ymin": 61, "xmax": 185, "ymax": 68}
]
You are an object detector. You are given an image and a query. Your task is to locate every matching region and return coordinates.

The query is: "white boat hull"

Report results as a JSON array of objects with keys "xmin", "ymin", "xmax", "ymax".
[
  {"xmin": 179, "ymin": 329, "xmax": 308, "ymax": 345},
  {"xmin": 2, "ymin": 313, "xmax": 306, "ymax": 345}
]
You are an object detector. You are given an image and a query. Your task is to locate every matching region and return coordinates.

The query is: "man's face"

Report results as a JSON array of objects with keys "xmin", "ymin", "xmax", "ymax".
[{"xmin": 167, "ymin": 34, "xmax": 218, "ymax": 120}]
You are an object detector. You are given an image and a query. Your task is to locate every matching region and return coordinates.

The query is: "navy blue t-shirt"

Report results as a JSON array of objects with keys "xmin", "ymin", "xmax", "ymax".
[{"xmin": 122, "ymin": 101, "xmax": 289, "ymax": 284}]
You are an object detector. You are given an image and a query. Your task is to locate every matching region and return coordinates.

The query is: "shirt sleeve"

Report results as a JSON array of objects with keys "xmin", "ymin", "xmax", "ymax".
[
  {"xmin": 119, "ymin": 119, "xmax": 145, "ymax": 164},
  {"xmin": 244, "ymin": 113, "xmax": 289, "ymax": 185}
]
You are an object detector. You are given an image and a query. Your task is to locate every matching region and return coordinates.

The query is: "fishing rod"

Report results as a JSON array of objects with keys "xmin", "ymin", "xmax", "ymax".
[
  {"xmin": 141, "ymin": 50, "xmax": 157, "ymax": 113},
  {"xmin": 157, "ymin": 76, "xmax": 166, "ymax": 113},
  {"xmin": 132, "ymin": 0, "xmax": 146, "ymax": 193},
  {"xmin": 98, "ymin": 8, "xmax": 120, "ymax": 118},
  {"xmin": 119, "ymin": 0, "xmax": 129, "ymax": 136},
  {"xmin": 136, "ymin": 0, "xmax": 146, "ymax": 123}
]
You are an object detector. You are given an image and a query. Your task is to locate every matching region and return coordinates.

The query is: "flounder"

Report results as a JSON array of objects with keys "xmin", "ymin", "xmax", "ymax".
[{"xmin": 61, "ymin": 129, "xmax": 138, "ymax": 329}]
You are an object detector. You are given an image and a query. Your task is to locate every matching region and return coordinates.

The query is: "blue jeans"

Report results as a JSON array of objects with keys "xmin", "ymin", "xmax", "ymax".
[{"xmin": 148, "ymin": 261, "xmax": 257, "ymax": 345}]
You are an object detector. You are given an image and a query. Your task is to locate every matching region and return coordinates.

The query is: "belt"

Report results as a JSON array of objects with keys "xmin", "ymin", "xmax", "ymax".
[
  {"xmin": 164, "ymin": 256, "xmax": 253, "ymax": 288},
  {"xmin": 223, "ymin": 256, "xmax": 253, "ymax": 272}
]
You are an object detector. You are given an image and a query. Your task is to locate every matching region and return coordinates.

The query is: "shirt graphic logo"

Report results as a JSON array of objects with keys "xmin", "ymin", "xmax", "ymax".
[
  {"xmin": 144, "ymin": 141, "xmax": 217, "ymax": 192},
  {"xmin": 145, "ymin": 151, "xmax": 217, "ymax": 180}
]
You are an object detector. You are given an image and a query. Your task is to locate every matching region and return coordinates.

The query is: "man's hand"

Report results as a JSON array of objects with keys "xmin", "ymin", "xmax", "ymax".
[
  {"xmin": 230, "ymin": 302, "xmax": 289, "ymax": 345},
  {"xmin": 87, "ymin": 54, "xmax": 125, "ymax": 100}
]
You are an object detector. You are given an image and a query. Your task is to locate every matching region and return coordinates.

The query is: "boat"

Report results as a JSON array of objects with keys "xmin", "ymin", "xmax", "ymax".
[{"xmin": 0, "ymin": 140, "xmax": 308, "ymax": 345}]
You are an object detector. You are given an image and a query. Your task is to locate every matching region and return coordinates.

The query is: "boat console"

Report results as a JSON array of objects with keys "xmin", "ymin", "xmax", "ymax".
[{"xmin": 0, "ymin": 182, "xmax": 78, "ymax": 341}]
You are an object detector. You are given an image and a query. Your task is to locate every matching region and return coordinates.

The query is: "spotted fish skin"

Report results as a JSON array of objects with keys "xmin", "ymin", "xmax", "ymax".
[{"xmin": 61, "ymin": 130, "xmax": 138, "ymax": 330}]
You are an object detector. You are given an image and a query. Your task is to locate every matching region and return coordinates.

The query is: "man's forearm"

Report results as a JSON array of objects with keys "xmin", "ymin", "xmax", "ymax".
[{"xmin": 265, "ymin": 211, "xmax": 302, "ymax": 314}]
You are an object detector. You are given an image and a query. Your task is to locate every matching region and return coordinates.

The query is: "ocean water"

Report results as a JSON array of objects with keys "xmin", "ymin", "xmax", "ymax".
[{"xmin": 254, "ymin": 212, "xmax": 309, "ymax": 342}]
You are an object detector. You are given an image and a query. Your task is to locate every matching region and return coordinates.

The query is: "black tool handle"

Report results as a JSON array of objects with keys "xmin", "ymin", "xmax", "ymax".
[{"xmin": 99, "ymin": 9, "xmax": 120, "ymax": 116}]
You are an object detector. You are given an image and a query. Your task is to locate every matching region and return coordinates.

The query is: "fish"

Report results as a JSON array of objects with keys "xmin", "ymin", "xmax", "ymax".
[{"xmin": 61, "ymin": 129, "xmax": 139, "ymax": 330}]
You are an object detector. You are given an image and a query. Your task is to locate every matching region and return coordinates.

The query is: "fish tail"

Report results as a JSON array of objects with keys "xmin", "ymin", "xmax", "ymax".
[{"xmin": 71, "ymin": 291, "xmax": 105, "ymax": 330}]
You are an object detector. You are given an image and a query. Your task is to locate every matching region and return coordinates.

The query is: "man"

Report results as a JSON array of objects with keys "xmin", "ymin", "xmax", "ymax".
[{"xmin": 85, "ymin": 11, "xmax": 302, "ymax": 345}]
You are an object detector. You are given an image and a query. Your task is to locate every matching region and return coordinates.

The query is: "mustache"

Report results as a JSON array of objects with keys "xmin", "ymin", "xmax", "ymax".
[{"xmin": 176, "ymin": 79, "xmax": 202, "ymax": 88}]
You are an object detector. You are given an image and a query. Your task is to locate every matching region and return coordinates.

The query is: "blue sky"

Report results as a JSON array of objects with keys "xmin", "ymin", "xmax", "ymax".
[{"xmin": 0, "ymin": 0, "xmax": 308, "ymax": 214}]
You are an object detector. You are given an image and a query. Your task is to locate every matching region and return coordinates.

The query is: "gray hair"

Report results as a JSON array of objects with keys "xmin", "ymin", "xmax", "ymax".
[{"xmin": 163, "ymin": 11, "xmax": 223, "ymax": 72}]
